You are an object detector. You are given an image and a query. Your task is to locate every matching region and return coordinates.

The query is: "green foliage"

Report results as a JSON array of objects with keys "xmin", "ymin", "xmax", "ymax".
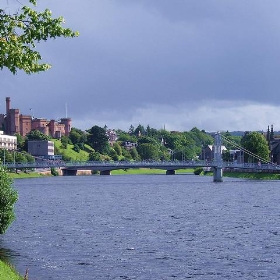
[
  {"xmin": 121, "ymin": 148, "xmax": 132, "ymax": 161},
  {"xmin": 137, "ymin": 143, "xmax": 160, "ymax": 160},
  {"xmin": 26, "ymin": 129, "xmax": 50, "ymax": 141},
  {"xmin": 137, "ymin": 136, "xmax": 159, "ymax": 146},
  {"xmin": 89, "ymin": 151, "xmax": 102, "ymax": 161},
  {"xmin": 194, "ymin": 167, "xmax": 203, "ymax": 175},
  {"xmin": 0, "ymin": 166, "xmax": 18, "ymax": 234},
  {"xmin": 50, "ymin": 167, "xmax": 59, "ymax": 176},
  {"xmin": 0, "ymin": 260, "xmax": 23, "ymax": 280},
  {"xmin": 108, "ymin": 148, "xmax": 119, "ymax": 161},
  {"xmin": 117, "ymin": 133, "xmax": 137, "ymax": 143},
  {"xmin": 73, "ymin": 144, "xmax": 80, "ymax": 153},
  {"xmin": 241, "ymin": 131, "xmax": 270, "ymax": 162},
  {"xmin": 113, "ymin": 142, "xmax": 122, "ymax": 156},
  {"xmin": 53, "ymin": 139, "xmax": 91, "ymax": 161},
  {"xmin": 129, "ymin": 147, "xmax": 140, "ymax": 160},
  {"xmin": 128, "ymin": 125, "xmax": 135, "ymax": 135},
  {"xmin": 0, "ymin": 0, "xmax": 79, "ymax": 74},
  {"xmin": 15, "ymin": 133, "xmax": 26, "ymax": 151},
  {"xmin": 221, "ymin": 131, "xmax": 242, "ymax": 150},
  {"xmin": 69, "ymin": 128, "xmax": 87, "ymax": 146},
  {"xmin": 0, "ymin": 150, "xmax": 34, "ymax": 165},
  {"xmin": 87, "ymin": 125, "xmax": 109, "ymax": 154},
  {"xmin": 134, "ymin": 124, "xmax": 145, "ymax": 136}
]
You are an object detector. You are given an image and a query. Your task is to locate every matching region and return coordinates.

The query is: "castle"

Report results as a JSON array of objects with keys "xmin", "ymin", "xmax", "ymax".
[{"xmin": 0, "ymin": 97, "xmax": 71, "ymax": 138}]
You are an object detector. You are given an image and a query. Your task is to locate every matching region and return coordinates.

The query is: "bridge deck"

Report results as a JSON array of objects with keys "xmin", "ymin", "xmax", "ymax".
[{"xmin": 3, "ymin": 161, "xmax": 280, "ymax": 172}]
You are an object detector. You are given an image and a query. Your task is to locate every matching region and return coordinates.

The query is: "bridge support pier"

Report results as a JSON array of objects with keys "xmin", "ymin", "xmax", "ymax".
[
  {"xmin": 213, "ymin": 167, "xmax": 223, "ymax": 182},
  {"xmin": 100, "ymin": 170, "xmax": 111, "ymax": 175},
  {"xmin": 166, "ymin": 170, "xmax": 175, "ymax": 175},
  {"xmin": 62, "ymin": 169, "xmax": 77, "ymax": 176}
]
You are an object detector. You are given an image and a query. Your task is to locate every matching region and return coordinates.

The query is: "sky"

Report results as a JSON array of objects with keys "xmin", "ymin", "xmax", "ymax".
[{"xmin": 2, "ymin": 0, "xmax": 280, "ymax": 133}]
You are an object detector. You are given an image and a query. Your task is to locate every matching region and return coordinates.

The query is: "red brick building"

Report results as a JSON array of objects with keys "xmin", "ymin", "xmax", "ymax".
[{"xmin": 0, "ymin": 97, "xmax": 71, "ymax": 138}]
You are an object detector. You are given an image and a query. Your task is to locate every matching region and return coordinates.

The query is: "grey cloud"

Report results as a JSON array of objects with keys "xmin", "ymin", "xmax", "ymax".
[{"xmin": 2, "ymin": 0, "xmax": 280, "ymax": 131}]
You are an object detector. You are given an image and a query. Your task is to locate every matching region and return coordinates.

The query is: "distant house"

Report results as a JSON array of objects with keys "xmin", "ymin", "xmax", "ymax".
[
  {"xmin": 122, "ymin": 141, "xmax": 137, "ymax": 150},
  {"xmin": 270, "ymin": 140, "xmax": 280, "ymax": 164},
  {"xmin": 229, "ymin": 150, "xmax": 244, "ymax": 164},
  {"xmin": 106, "ymin": 129, "xmax": 118, "ymax": 146},
  {"xmin": 200, "ymin": 145, "xmax": 227, "ymax": 161}
]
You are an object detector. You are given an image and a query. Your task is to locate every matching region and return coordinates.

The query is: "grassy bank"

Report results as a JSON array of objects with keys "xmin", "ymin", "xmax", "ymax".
[
  {"xmin": 7, "ymin": 168, "xmax": 280, "ymax": 180},
  {"xmin": 223, "ymin": 171, "xmax": 280, "ymax": 180},
  {"xmin": 0, "ymin": 260, "xmax": 24, "ymax": 280},
  {"xmin": 111, "ymin": 168, "xmax": 194, "ymax": 175},
  {"xmin": 7, "ymin": 168, "xmax": 195, "ymax": 178},
  {"xmin": 8, "ymin": 172, "xmax": 51, "ymax": 179}
]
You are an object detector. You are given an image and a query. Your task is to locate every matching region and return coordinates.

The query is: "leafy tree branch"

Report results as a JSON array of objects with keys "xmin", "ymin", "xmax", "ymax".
[{"xmin": 0, "ymin": 0, "xmax": 79, "ymax": 74}]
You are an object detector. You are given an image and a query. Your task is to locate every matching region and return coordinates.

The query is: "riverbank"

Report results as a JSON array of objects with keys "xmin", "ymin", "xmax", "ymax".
[
  {"xmin": 0, "ymin": 260, "xmax": 24, "ymax": 280},
  {"xmin": 8, "ymin": 171, "xmax": 51, "ymax": 179},
  {"xmin": 223, "ymin": 171, "xmax": 280, "ymax": 180},
  {"xmin": 7, "ymin": 168, "xmax": 280, "ymax": 179},
  {"xmin": 8, "ymin": 168, "xmax": 194, "ymax": 178}
]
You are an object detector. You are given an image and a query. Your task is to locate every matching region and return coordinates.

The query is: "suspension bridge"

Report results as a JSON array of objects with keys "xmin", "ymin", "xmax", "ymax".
[{"xmin": 3, "ymin": 133, "xmax": 279, "ymax": 182}]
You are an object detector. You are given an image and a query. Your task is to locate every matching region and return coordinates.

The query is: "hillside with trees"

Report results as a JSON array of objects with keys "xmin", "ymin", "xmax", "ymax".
[
  {"xmin": 2, "ymin": 125, "xmax": 271, "ymax": 166},
  {"xmin": 53, "ymin": 125, "xmax": 215, "ymax": 162}
]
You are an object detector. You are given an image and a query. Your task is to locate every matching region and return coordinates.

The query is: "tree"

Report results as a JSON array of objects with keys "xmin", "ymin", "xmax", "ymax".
[
  {"xmin": 87, "ymin": 126, "xmax": 109, "ymax": 154},
  {"xmin": 128, "ymin": 125, "xmax": 135, "ymax": 135},
  {"xmin": 129, "ymin": 147, "xmax": 140, "ymax": 161},
  {"xmin": 241, "ymin": 131, "xmax": 270, "ymax": 163},
  {"xmin": 113, "ymin": 142, "xmax": 122, "ymax": 157},
  {"xmin": 0, "ymin": 0, "xmax": 79, "ymax": 74},
  {"xmin": 0, "ymin": 166, "xmax": 18, "ymax": 234},
  {"xmin": 135, "ymin": 124, "xmax": 145, "ymax": 137},
  {"xmin": 137, "ymin": 143, "xmax": 160, "ymax": 160},
  {"xmin": 89, "ymin": 151, "xmax": 102, "ymax": 161},
  {"xmin": 0, "ymin": 0, "xmax": 77, "ymax": 233},
  {"xmin": 15, "ymin": 133, "xmax": 26, "ymax": 151},
  {"xmin": 61, "ymin": 135, "xmax": 70, "ymax": 149},
  {"xmin": 69, "ymin": 128, "xmax": 87, "ymax": 146},
  {"xmin": 26, "ymin": 129, "xmax": 50, "ymax": 141},
  {"xmin": 108, "ymin": 148, "xmax": 118, "ymax": 161}
]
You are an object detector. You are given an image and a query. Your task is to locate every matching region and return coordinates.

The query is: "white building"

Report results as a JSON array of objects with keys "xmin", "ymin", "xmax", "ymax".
[
  {"xmin": 28, "ymin": 140, "xmax": 54, "ymax": 157},
  {"xmin": 0, "ymin": 131, "xmax": 17, "ymax": 150}
]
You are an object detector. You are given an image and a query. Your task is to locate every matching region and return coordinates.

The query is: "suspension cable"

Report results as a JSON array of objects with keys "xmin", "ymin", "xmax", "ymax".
[{"xmin": 221, "ymin": 134, "xmax": 272, "ymax": 164}]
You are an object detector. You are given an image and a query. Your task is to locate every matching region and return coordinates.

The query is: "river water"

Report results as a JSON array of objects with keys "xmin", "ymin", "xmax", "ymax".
[{"xmin": 1, "ymin": 175, "xmax": 280, "ymax": 279}]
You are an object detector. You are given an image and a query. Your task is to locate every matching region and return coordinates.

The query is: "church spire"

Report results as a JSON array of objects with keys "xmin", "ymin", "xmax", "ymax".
[
  {"xmin": 266, "ymin": 125, "xmax": 270, "ymax": 141},
  {"xmin": 271, "ymin": 124, "xmax": 274, "ymax": 141}
]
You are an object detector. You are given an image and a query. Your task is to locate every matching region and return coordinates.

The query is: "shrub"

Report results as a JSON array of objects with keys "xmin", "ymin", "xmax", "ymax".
[
  {"xmin": 0, "ymin": 166, "xmax": 18, "ymax": 234},
  {"xmin": 194, "ymin": 167, "xmax": 203, "ymax": 175},
  {"xmin": 51, "ymin": 167, "xmax": 59, "ymax": 176}
]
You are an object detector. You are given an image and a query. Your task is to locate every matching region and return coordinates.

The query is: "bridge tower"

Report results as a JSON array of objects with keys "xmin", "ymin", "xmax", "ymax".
[{"xmin": 213, "ymin": 132, "xmax": 223, "ymax": 182}]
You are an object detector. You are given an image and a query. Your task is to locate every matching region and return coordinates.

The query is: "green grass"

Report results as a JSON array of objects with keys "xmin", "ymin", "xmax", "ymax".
[
  {"xmin": 9, "ymin": 172, "xmax": 50, "ymax": 179},
  {"xmin": 0, "ymin": 260, "xmax": 24, "ymax": 280},
  {"xmin": 223, "ymin": 171, "xmax": 280, "ymax": 180},
  {"xmin": 111, "ymin": 168, "xmax": 194, "ymax": 175},
  {"xmin": 111, "ymin": 168, "xmax": 166, "ymax": 175},
  {"xmin": 53, "ymin": 139, "xmax": 94, "ymax": 161}
]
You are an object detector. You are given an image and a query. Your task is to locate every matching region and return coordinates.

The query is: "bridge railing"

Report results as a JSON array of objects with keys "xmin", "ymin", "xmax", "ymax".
[
  {"xmin": 223, "ymin": 162, "xmax": 280, "ymax": 170},
  {"xmin": 3, "ymin": 160, "xmax": 212, "ymax": 169},
  {"xmin": 3, "ymin": 160, "xmax": 280, "ymax": 171}
]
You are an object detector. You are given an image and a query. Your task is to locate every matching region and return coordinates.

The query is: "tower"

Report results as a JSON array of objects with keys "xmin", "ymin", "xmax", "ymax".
[
  {"xmin": 60, "ymin": 118, "xmax": 71, "ymax": 136},
  {"xmin": 5, "ymin": 97, "xmax": 11, "ymax": 134}
]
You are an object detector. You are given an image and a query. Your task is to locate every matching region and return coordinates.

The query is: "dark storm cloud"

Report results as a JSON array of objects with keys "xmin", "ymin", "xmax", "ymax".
[{"xmin": 2, "ymin": 0, "xmax": 280, "ymax": 131}]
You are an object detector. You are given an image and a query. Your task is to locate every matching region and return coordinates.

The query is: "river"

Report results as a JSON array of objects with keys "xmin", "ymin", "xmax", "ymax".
[{"xmin": 1, "ymin": 175, "xmax": 280, "ymax": 279}]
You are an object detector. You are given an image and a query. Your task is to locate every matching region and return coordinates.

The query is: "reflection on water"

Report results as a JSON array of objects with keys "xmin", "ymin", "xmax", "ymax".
[
  {"xmin": 2, "ymin": 175, "xmax": 280, "ymax": 280},
  {"xmin": 0, "ymin": 245, "xmax": 20, "ymax": 264}
]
